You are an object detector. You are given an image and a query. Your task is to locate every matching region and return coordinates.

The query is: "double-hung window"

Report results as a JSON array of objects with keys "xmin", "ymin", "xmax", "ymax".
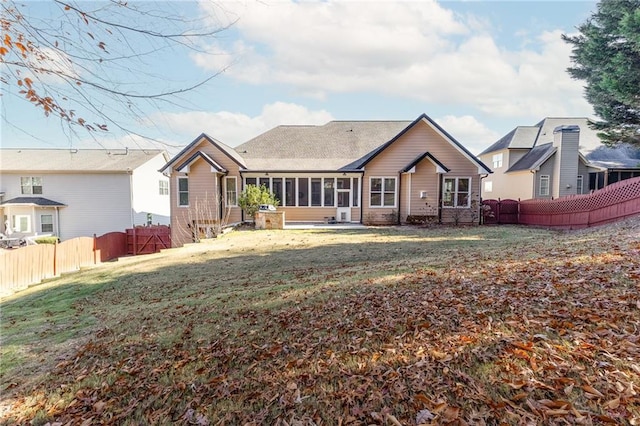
[
  {"xmin": 370, "ymin": 177, "xmax": 396, "ymax": 207},
  {"xmin": 443, "ymin": 177, "xmax": 471, "ymax": 208},
  {"xmin": 225, "ymin": 177, "xmax": 237, "ymax": 206},
  {"xmin": 539, "ymin": 175, "xmax": 550, "ymax": 196},
  {"xmin": 159, "ymin": 180, "xmax": 169, "ymax": 195},
  {"xmin": 21, "ymin": 177, "xmax": 43, "ymax": 194},
  {"xmin": 178, "ymin": 177, "xmax": 189, "ymax": 206},
  {"xmin": 492, "ymin": 153, "xmax": 503, "ymax": 169},
  {"xmin": 41, "ymin": 214, "xmax": 53, "ymax": 233}
]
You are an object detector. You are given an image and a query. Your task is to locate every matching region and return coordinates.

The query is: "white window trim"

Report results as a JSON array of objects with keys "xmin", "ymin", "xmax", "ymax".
[
  {"xmin": 539, "ymin": 175, "xmax": 550, "ymax": 196},
  {"xmin": 21, "ymin": 176, "xmax": 43, "ymax": 195},
  {"xmin": 443, "ymin": 177, "xmax": 472, "ymax": 208},
  {"xmin": 177, "ymin": 177, "xmax": 189, "ymax": 207},
  {"xmin": 576, "ymin": 175, "xmax": 583, "ymax": 194},
  {"xmin": 13, "ymin": 215, "xmax": 31, "ymax": 233},
  {"xmin": 369, "ymin": 177, "xmax": 398, "ymax": 208},
  {"xmin": 225, "ymin": 176, "xmax": 238, "ymax": 207},
  {"xmin": 492, "ymin": 153, "xmax": 503, "ymax": 169},
  {"xmin": 40, "ymin": 214, "xmax": 53, "ymax": 233},
  {"xmin": 159, "ymin": 180, "xmax": 169, "ymax": 196}
]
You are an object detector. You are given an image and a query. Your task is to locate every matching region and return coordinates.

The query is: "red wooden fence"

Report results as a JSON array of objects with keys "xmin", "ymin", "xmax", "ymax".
[
  {"xmin": 1, "ymin": 226, "xmax": 170, "ymax": 296},
  {"xmin": 482, "ymin": 176, "xmax": 640, "ymax": 229},
  {"xmin": 126, "ymin": 226, "xmax": 171, "ymax": 255}
]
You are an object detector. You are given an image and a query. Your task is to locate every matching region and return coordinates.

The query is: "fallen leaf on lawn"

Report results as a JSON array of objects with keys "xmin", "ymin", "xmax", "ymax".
[
  {"xmin": 606, "ymin": 397, "xmax": 620, "ymax": 409},
  {"xmin": 416, "ymin": 409, "xmax": 435, "ymax": 424},
  {"xmin": 581, "ymin": 384, "xmax": 604, "ymax": 398}
]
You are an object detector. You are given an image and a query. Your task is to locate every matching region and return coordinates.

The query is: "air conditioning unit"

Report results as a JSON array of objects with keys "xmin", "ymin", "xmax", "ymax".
[{"xmin": 419, "ymin": 191, "xmax": 428, "ymax": 199}]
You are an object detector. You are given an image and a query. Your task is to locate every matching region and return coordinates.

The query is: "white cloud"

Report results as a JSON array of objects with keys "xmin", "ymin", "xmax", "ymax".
[
  {"xmin": 149, "ymin": 102, "xmax": 334, "ymax": 147},
  {"xmin": 196, "ymin": 1, "xmax": 594, "ymax": 121},
  {"xmin": 435, "ymin": 115, "xmax": 501, "ymax": 155}
]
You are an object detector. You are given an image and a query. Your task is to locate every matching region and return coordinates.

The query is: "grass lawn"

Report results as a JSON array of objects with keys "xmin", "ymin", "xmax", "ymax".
[{"xmin": 1, "ymin": 222, "xmax": 639, "ymax": 425}]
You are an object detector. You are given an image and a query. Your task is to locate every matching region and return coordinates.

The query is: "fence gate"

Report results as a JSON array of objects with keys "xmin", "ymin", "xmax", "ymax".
[
  {"xmin": 482, "ymin": 199, "xmax": 519, "ymax": 224},
  {"xmin": 126, "ymin": 225, "xmax": 171, "ymax": 255}
]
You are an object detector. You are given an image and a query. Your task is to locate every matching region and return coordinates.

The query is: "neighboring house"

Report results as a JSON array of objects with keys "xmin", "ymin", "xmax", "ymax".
[
  {"xmin": 161, "ymin": 113, "xmax": 492, "ymax": 247},
  {"xmin": 478, "ymin": 117, "xmax": 640, "ymax": 200},
  {"xmin": 0, "ymin": 148, "xmax": 170, "ymax": 241}
]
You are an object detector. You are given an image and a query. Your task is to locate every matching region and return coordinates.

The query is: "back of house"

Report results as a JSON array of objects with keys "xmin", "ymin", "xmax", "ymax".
[{"xmin": 161, "ymin": 114, "xmax": 491, "ymax": 247}]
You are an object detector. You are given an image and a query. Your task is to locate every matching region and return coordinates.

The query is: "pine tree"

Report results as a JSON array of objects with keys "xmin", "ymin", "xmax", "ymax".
[{"xmin": 563, "ymin": 0, "xmax": 640, "ymax": 146}]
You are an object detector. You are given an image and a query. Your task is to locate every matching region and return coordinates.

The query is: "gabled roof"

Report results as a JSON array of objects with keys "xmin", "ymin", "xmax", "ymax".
[
  {"xmin": 400, "ymin": 152, "xmax": 450, "ymax": 174},
  {"xmin": 0, "ymin": 149, "xmax": 167, "ymax": 173},
  {"xmin": 479, "ymin": 126, "xmax": 540, "ymax": 155},
  {"xmin": 481, "ymin": 117, "xmax": 603, "ymax": 156},
  {"xmin": 160, "ymin": 133, "xmax": 246, "ymax": 174},
  {"xmin": 507, "ymin": 143, "xmax": 557, "ymax": 172},
  {"xmin": 235, "ymin": 120, "xmax": 410, "ymax": 171},
  {"xmin": 356, "ymin": 114, "xmax": 491, "ymax": 174},
  {"xmin": 176, "ymin": 151, "xmax": 227, "ymax": 174},
  {"xmin": 0, "ymin": 197, "xmax": 66, "ymax": 207}
]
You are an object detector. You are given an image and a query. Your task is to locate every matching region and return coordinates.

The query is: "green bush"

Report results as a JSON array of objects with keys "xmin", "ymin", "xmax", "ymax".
[
  {"xmin": 238, "ymin": 184, "xmax": 280, "ymax": 219},
  {"xmin": 35, "ymin": 237, "xmax": 59, "ymax": 245}
]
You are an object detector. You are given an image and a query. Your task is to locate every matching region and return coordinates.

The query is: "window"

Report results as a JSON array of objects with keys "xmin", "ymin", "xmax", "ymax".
[
  {"xmin": 298, "ymin": 178, "xmax": 309, "ymax": 206},
  {"xmin": 443, "ymin": 177, "xmax": 471, "ymax": 208},
  {"xmin": 492, "ymin": 153, "xmax": 503, "ymax": 169},
  {"xmin": 324, "ymin": 178, "xmax": 335, "ymax": 207},
  {"xmin": 576, "ymin": 175, "xmax": 583, "ymax": 194},
  {"xmin": 41, "ymin": 214, "xmax": 53, "ymax": 233},
  {"xmin": 484, "ymin": 181, "xmax": 493, "ymax": 193},
  {"xmin": 272, "ymin": 178, "xmax": 283, "ymax": 203},
  {"xmin": 21, "ymin": 177, "xmax": 42, "ymax": 194},
  {"xmin": 225, "ymin": 177, "xmax": 237, "ymax": 206},
  {"xmin": 311, "ymin": 178, "xmax": 322, "ymax": 206},
  {"xmin": 13, "ymin": 215, "xmax": 31, "ymax": 232},
  {"xmin": 285, "ymin": 178, "xmax": 296, "ymax": 206},
  {"xmin": 539, "ymin": 175, "xmax": 550, "ymax": 196},
  {"xmin": 259, "ymin": 177, "xmax": 270, "ymax": 190},
  {"xmin": 178, "ymin": 177, "xmax": 189, "ymax": 206},
  {"xmin": 159, "ymin": 180, "xmax": 169, "ymax": 195},
  {"xmin": 370, "ymin": 177, "xmax": 396, "ymax": 207},
  {"xmin": 352, "ymin": 177, "xmax": 359, "ymax": 207},
  {"xmin": 245, "ymin": 177, "xmax": 257, "ymax": 186}
]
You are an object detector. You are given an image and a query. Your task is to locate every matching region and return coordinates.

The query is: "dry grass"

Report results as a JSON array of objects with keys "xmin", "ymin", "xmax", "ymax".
[{"xmin": 1, "ymin": 221, "xmax": 639, "ymax": 425}]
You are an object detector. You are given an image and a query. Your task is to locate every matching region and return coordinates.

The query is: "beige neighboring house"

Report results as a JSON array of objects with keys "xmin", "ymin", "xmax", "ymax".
[
  {"xmin": 479, "ymin": 118, "xmax": 607, "ymax": 200},
  {"xmin": 161, "ymin": 113, "xmax": 492, "ymax": 247},
  {"xmin": 0, "ymin": 148, "xmax": 170, "ymax": 241}
]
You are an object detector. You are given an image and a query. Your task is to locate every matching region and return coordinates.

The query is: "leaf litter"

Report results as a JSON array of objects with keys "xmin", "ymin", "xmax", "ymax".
[{"xmin": 1, "ymin": 219, "xmax": 639, "ymax": 425}]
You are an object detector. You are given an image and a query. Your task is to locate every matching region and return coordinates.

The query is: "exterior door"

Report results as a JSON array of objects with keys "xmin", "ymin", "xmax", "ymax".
[{"xmin": 336, "ymin": 190, "xmax": 351, "ymax": 222}]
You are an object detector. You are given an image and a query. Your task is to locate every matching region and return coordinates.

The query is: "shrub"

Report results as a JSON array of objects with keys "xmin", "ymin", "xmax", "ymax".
[
  {"xmin": 238, "ymin": 184, "xmax": 280, "ymax": 219},
  {"xmin": 35, "ymin": 236, "xmax": 59, "ymax": 244}
]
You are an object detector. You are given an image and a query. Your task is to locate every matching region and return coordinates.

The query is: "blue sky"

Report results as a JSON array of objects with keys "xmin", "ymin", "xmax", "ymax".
[{"xmin": 1, "ymin": 0, "xmax": 598, "ymax": 155}]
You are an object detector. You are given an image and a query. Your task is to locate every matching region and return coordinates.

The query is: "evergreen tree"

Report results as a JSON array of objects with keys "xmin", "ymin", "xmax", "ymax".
[{"xmin": 563, "ymin": 0, "xmax": 640, "ymax": 146}]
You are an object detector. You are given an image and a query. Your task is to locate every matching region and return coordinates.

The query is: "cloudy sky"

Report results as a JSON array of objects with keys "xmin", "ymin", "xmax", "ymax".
[{"xmin": 1, "ymin": 0, "xmax": 598, "ymax": 155}]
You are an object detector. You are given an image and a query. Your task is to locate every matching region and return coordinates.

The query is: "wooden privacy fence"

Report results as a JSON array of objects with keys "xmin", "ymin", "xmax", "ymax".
[
  {"xmin": 127, "ymin": 226, "xmax": 171, "ymax": 255},
  {"xmin": 0, "ymin": 226, "xmax": 170, "ymax": 296},
  {"xmin": 482, "ymin": 199, "xmax": 519, "ymax": 224},
  {"xmin": 482, "ymin": 176, "xmax": 640, "ymax": 229}
]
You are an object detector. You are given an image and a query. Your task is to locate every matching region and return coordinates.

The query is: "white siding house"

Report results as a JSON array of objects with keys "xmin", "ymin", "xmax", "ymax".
[{"xmin": 0, "ymin": 149, "xmax": 170, "ymax": 241}]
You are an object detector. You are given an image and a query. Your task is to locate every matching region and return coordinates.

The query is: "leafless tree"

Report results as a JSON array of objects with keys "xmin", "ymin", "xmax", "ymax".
[{"xmin": 1, "ymin": 0, "xmax": 235, "ymax": 146}]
